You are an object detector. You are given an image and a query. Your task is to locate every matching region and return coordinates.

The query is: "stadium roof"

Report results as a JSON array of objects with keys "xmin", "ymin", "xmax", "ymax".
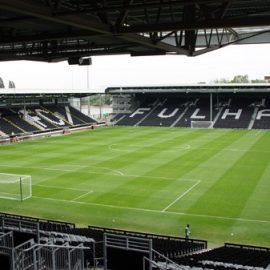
[
  {"xmin": 1, "ymin": 84, "xmax": 270, "ymax": 98},
  {"xmin": 1, "ymin": 0, "xmax": 270, "ymax": 62},
  {"xmin": 106, "ymin": 84, "xmax": 270, "ymax": 94},
  {"xmin": 0, "ymin": 88, "xmax": 102, "ymax": 98}
]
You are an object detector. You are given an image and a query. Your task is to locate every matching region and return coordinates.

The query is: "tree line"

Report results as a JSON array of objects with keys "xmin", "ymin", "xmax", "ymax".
[
  {"xmin": 213, "ymin": 75, "xmax": 269, "ymax": 84},
  {"xmin": 81, "ymin": 94, "xmax": 112, "ymax": 106}
]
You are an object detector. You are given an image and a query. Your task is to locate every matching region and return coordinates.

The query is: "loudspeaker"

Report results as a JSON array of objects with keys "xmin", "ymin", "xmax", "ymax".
[
  {"xmin": 68, "ymin": 57, "xmax": 92, "ymax": 66},
  {"xmin": 68, "ymin": 57, "xmax": 80, "ymax": 65}
]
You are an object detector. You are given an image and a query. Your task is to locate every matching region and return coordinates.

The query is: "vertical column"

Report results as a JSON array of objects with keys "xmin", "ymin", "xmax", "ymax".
[
  {"xmin": 23, "ymin": 97, "xmax": 26, "ymax": 116},
  {"xmin": 149, "ymin": 239, "xmax": 153, "ymax": 270},
  {"xmin": 52, "ymin": 248, "xmax": 56, "ymax": 270},
  {"xmin": 99, "ymin": 94, "xmax": 102, "ymax": 119},
  {"xmin": 68, "ymin": 248, "xmax": 71, "ymax": 270},
  {"xmin": 210, "ymin": 93, "xmax": 213, "ymax": 122},
  {"xmin": 20, "ymin": 177, "xmax": 23, "ymax": 202},
  {"xmin": 88, "ymin": 95, "xmax": 91, "ymax": 117},
  {"xmin": 104, "ymin": 233, "xmax": 107, "ymax": 270},
  {"xmin": 86, "ymin": 66, "xmax": 90, "ymax": 89},
  {"xmin": 80, "ymin": 98, "xmax": 83, "ymax": 113},
  {"xmin": 33, "ymin": 248, "xmax": 37, "ymax": 270}
]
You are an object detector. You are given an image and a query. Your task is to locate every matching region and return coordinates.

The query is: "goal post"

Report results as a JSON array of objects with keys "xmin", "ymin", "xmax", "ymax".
[
  {"xmin": 0, "ymin": 173, "xmax": 32, "ymax": 201},
  {"xmin": 191, "ymin": 121, "xmax": 214, "ymax": 129}
]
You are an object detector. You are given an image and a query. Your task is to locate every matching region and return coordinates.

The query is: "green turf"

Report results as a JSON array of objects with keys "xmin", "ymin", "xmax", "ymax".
[{"xmin": 0, "ymin": 126, "xmax": 269, "ymax": 247}]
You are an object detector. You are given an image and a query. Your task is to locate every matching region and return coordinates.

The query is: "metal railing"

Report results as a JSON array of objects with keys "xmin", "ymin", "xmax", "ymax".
[
  {"xmin": 104, "ymin": 233, "xmax": 153, "ymax": 270},
  {"xmin": 0, "ymin": 231, "xmax": 14, "ymax": 248},
  {"xmin": 13, "ymin": 239, "xmax": 89, "ymax": 270},
  {"xmin": 105, "ymin": 233, "xmax": 152, "ymax": 253},
  {"xmin": 143, "ymin": 249, "xmax": 185, "ymax": 270}
]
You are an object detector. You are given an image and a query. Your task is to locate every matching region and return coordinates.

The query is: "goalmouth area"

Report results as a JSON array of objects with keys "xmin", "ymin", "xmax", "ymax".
[
  {"xmin": 0, "ymin": 126, "xmax": 269, "ymax": 247},
  {"xmin": 0, "ymin": 173, "xmax": 32, "ymax": 201}
]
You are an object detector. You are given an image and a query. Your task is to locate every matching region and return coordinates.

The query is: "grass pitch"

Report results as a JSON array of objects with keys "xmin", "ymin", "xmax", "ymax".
[{"xmin": 0, "ymin": 126, "xmax": 269, "ymax": 247}]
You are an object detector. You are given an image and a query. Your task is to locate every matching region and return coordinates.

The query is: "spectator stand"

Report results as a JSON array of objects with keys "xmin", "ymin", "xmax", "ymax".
[
  {"xmin": 1, "ymin": 212, "xmax": 269, "ymax": 270},
  {"xmin": 0, "ymin": 102, "xmax": 98, "ymax": 137},
  {"xmin": 106, "ymin": 87, "xmax": 270, "ymax": 130},
  {"xmin": 0, "ymin": 214, "xmax": 93, "ymax": 270}
]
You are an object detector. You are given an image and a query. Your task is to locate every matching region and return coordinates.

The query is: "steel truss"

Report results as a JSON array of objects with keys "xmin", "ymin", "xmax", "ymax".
[{"xmin": 0, "ymin": 0, "xmax": 270, "ymax": 61}]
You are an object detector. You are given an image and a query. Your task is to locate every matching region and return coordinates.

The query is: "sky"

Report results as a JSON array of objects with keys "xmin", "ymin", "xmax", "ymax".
[{"xmin": 1, "ymin": 44, "xmax": 270, "ymax": 92}]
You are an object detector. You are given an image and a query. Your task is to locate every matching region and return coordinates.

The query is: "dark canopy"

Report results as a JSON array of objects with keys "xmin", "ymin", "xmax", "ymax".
[{"xmin": 0, "ymin": 0, "xmax": 270, "ymax": 62}]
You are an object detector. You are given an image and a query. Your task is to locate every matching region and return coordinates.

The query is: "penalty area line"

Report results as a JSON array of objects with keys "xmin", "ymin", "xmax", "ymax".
[
  {"xmin": 34, "ymin": 184, "xmax": 86, "ymax": 192},
  {"xmin": 161, "ymin": 181, "xmax": 201, "ymax": 212}
]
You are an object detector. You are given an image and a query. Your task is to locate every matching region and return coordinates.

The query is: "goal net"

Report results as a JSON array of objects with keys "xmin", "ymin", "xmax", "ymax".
[
  {"xmin": 191, "ymin": 121, "xmax": 214, "ymax": 128},
  {"xmin": 0, "ymin": 173, "xmax": 32, "ymax": 201}
]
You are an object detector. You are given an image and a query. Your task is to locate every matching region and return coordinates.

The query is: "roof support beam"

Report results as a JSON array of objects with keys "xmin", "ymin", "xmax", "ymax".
[
  {"xmin": 183, "ymin": 4, "xmax": 197, "ymax": 55},
  {"xmin": 58, "ymin": 0, "xmax": 231, "ymax": 15},
  {"xmin": 118, "ymin": 16, "xmax": 270, "ymax": 33},
  {"xmin": 115, "ymin": 0, "xmax": 134, "ymax": 27},
  {"xmin": 119, "ymin": 33, "xmax": 188, "ymax": 54},
  {"xmin": 0, "ymin": 0, "xmax": 188, "ymax": 55},
  {"xmin": 0, "ymin": 31, "xmax": 104, "ymax": 44},
  {"xmin": 0, "ymin": 0, "xmax": 111, "ymax": 33}
]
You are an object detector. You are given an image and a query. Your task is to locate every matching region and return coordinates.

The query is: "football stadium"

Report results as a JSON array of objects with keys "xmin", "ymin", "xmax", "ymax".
[{"xmin": 1, "ymin": 1, "xmax": 270, "ymax": 270}]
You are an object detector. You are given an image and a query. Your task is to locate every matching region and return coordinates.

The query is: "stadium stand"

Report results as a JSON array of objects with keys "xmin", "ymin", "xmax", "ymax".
[
  {"xmin": 214, "ymin": 97, "xmax": 257, "ymax": 129},
  {"xmin": 117, "ymin": 97, "xmax": 161, "ymax": 126},
  {"xmin": 0, "ymin": 108, "xmax": 38, "ymax": 133},
  {"xmin": 0, "ymin": 213, "xmax": 93, "ymax": 270},
  {"xmin": 0, "ymin": 211, "xmax": 75, "ymax": 231},
  {"xmin": 43, "ymin": 105, "xmax": 86, "ymax": 125},
  {"xmin": 139, "ymin": 96, "xmax": 197, "ymax": 127},
  {"xmin": 171, "ymin": 243, "xmax": 270, "ymax": 270},
  {"xmin": 111, "ymin": 113, "xmax": 127, "ymax": 124},
  {"xmin": 51, "ymin": 225, "xmax": 207, "ymax": 269},
  {"xmin": 0, "ymin": 118, "xmax": 23, "ymax": 135},
  {"xmin": 252, "ymin": 98, "xmax": 270, "ymax": 129},
  {"xmin": 1, "ymin": 212, "xmax": 270, "ymax": 270},
  {"xmin": 33, "ymin": 106, "xmax": 70, "ymax": 127},
  {"xmin": 0, "ymin": 104, "xmax": 96, "ymax": 136},
  {"xmin": 113, "ymin": 93, "xmax": 270, "ymax": 130},
  {"xmin": 68, "ymin": 105, "xmax": 97, "ymax": 124},
  {"xmin": 84, "ymin": 226, "xmax": 207, "ymax": 257},
  {"xmin": 174, "ymin": 98, "xmax": 216, "ymax": 128}
]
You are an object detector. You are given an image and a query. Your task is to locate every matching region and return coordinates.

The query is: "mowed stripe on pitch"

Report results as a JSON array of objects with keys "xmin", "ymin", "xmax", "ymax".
[
  {"xmin": 0, "ymin": 127, "xmax": 269, "ymax": 246},
  {"xmin": 187, "ymin": 131, "xmax": 268, "ymax": 219}
]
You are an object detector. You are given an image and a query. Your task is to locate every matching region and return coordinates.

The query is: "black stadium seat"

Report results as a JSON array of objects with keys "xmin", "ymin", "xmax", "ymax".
[
  {"xmin": 1, "ymin": 212, "xmax": 269, "ymax": 269},
  {"xmin": 0, "ymin": 104, "xmax": 97, "ymax": 136},
  {"xmin": 115, "ymin": 93, "xmax": 270, "ymax": 130}
]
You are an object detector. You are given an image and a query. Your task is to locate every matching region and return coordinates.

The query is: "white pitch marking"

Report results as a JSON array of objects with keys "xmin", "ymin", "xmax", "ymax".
[
  {"xmin": 108, "ymin": 143, "xmax": 118, "ymax": 151},
  {"xmin": 62, "ymin": 164, "xmax": 124, "ymax": 176},
  {"xmin": 0, "ymin": 164, "xmax": 198, "ymax": 182},
  {"xmin": 115, "ymin": 170, "xmax": 124, "ymax": 176},
  {"xmin": 108, "ymin": 143, "xmax": 191, "ymax": 153},
  {"xmin": 0, "ymin": 172, "xmax": 30, "ymax": 177},
  {"xmin": 247, "ymin": 130, "xmax": 263, "ymax": 137},
  {"xmin": 125, "ymin": 173, "xmax": 197, "ymax": 182},
  {"xmin": 0, "ymin": 163, "xmax": 124, "ymax": 177},
  {"xmin": 31, "ymin": 195, "xmax": 270, "ymax": 224},
  {"xmin": 162, "ymin": 181, "xmax": 201, "ymax": 212},
  {"xmin": 188, "ymin": 146, "xmax": 270, "ymax": 154},
  {"xmin": 71, "ymin": 190, "xmax": 93, "ymax": 202},
  {"xmin": 34, "ymin": 184, "xmax": 86, "ymax": 192}
]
